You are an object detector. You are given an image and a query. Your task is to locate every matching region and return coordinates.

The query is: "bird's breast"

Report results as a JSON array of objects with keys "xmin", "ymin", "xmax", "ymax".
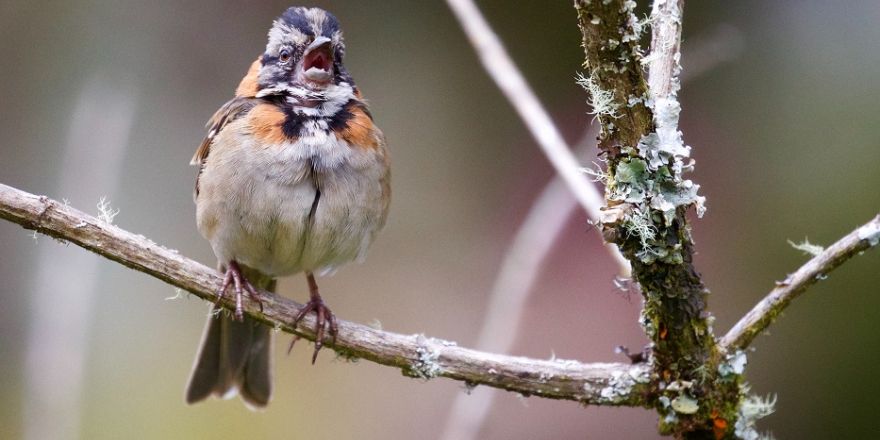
[{"xmin": 196, "ymin": 110, "xmax": 389, "ymax": 277}]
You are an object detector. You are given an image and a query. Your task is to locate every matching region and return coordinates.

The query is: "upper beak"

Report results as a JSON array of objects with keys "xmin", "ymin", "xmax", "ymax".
[{"xmin": 306, "ymin": 36, "xmax": 333, "ymax": 53}]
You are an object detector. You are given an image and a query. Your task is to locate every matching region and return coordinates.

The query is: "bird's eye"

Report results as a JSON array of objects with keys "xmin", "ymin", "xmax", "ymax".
[{"xmin": 278, "ymin": 49, "xmax": 292, "ymax": 64}]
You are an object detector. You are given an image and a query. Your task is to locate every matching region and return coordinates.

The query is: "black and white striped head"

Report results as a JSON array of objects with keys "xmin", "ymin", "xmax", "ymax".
[{"xmin": 256, "ymin": 7, "xmax": 352, "ymax": 99}]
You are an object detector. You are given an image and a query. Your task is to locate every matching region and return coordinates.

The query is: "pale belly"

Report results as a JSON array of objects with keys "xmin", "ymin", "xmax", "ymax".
[{"xmin": 195, "ymin": 122, "xmax": 388, "ymax": 277}]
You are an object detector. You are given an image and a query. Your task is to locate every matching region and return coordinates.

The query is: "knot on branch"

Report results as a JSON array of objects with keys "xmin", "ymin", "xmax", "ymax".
[{"xmin": 31, "ymin": 195, "xmax": 55, "ymax": 231}]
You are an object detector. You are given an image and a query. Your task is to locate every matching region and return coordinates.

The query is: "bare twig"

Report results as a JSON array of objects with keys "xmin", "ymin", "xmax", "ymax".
[
  {"xmin": 0, "ymin": 182, "xmax": 653, "ymax": 406},
  {"xmin": 444, "ymin": 0, "xmax": 629, "ymax": 276},
  {"xmin": 720, "ymin": 214, "xmax": 880, "ymax": 352}
]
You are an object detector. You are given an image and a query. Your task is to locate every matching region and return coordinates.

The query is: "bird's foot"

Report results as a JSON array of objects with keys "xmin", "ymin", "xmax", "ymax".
[
  {"xmin": 288, "ymin": 296, "xmax": 338, "ymax": 364},
  {"xmin": 216, "ymin": 260, "xmax": 264, "ymax": 321}
]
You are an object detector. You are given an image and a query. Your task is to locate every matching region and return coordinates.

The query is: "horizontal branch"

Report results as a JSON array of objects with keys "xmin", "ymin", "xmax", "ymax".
[
  {"xmin": 720, "ymin": 214, "xmax": 880, "ymax": 352},
  {"xmin": 0, "ymin": 182, "xmax": 652, "ymax": 406}
]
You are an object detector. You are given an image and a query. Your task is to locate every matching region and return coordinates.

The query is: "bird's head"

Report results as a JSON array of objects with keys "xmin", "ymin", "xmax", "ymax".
[{"xmin": 255, "ymin": 7, "xmax": 352, "ymax": 103}]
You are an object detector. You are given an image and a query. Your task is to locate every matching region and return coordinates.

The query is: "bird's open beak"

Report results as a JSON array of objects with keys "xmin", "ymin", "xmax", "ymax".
[{"xmin": 301, "ymin": 37, "xmax": 334, "ymax": 84}]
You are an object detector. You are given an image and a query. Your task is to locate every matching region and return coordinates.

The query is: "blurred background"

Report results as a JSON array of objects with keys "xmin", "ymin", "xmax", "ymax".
[{"xmin": 1, "ymin": 0, "xmax": 879, "ymax": 438}]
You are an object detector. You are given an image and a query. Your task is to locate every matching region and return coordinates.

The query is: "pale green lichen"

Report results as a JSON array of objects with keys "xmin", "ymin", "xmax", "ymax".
[
  {"xmin": 577, "ymin": 71, "xmax": 620, "ymax": 122},
  {"xmin": 657, "ymin": 395, "xmax": 681, "ymax": 425},
  {"xmin": 857, "ymin": 221, "xmax": 880, "ymax": 246},
  {"xmin": 735, "ymin": 390, "xmax": 777, "ymax": 440},
  {"xmin": 658, "ymin": 379, "xmax": 700, "ymax": 419},
  {"xmin": 96, "ymin": 196, "xmax": 120, "ymax": 224},
  {"xmin": 621, "ymin": 0, "xmax": 645, "ymax": 45},
  {"xmin": 621, "ymin": 206, "xmax": 657, "ymax": 252},
  {"xmin": 406, "ymin": 334, "xmax": 443, "ymax": 379},
  {"xmin": 690, "ymin": 363, "xmax": 711, "ymax": 385},
  {"xmin": 604, "ymin": 113, "xmax": 705, "ymax": 264},
  {"xmin": 626, "ymin": 92, "xmax": 651, "ymax": 109},
  {"xmin": 718, "ymin": 350, "xmax": 748, "ymax": 379},
  {"xmin": 597, "ymin": 367, "xmax": 647, "ymax": 403},
  {"xmin": 590, "ymin": 19, "xmax": 707, "ymax": 264},
  {"xmin": 788, "ymin": 237, "xmax": 825, "ymax": 256},
  {"xmin": 670, "ymin": 394, "xmax": 699, "ymax": 414},
  {"xmin": 583, "ymin": 162, "xmax": 610, "ymax": 185}
]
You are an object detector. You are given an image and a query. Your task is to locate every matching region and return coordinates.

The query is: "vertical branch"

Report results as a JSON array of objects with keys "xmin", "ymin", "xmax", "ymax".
[{"xmin": 575, "ymin": 1, "xmax": 734, "ymax": 437}]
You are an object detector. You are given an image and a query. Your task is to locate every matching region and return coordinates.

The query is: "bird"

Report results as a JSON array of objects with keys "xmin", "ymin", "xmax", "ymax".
[{"xmin": 185, "ymin": 6, "xmax": 390, "ymax": 409}]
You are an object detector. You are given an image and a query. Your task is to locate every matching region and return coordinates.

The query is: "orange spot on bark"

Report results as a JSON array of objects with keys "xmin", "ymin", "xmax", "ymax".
[
  {"xmin": 235, "ymin": 57, "xmax": 261, "ymax": 97},
  {"xmin": 248, "ymin": 104, "xmax": 288, "ymax": 144},
  {"xmin": 659, "ymin": 324, "xmax": 668, "ymax": 340},
  {"xmin": 712, "ymin": 416, "xmax": 728, "ymax": 439}
]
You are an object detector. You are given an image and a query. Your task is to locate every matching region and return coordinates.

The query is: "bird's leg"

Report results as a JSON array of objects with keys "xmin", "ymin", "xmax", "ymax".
[
  {"xmin": 215, "ymin": 260, "xmax": 264, "ymax": 321},
  {"xmin": 289, "ymin": 271, "xmax": 338, "ymax": 363}
]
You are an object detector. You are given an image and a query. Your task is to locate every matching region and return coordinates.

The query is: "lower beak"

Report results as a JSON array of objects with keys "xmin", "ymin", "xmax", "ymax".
[{"xmin": 302, "ymin": 37, "xmax": 334, "ymax": 83}]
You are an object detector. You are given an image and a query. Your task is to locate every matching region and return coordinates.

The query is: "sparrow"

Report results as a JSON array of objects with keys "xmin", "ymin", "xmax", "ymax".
[{"xmin": 185, "ymin": 6, "xmax": 390, "ymax": 409}]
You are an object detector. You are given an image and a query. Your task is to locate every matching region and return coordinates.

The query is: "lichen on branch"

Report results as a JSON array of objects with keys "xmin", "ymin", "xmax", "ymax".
[{"xmin": 575, "ymin": 0, "xmax": 734, "ymax": 436}]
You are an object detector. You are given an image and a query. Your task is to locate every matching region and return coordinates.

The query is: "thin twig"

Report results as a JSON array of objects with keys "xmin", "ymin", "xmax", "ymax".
[
  {"xmin": 720, "ymin": 214, "xmax": 880, "ymax": 352},
  {"xmin": 0, "ymin": 182, "xmax": 653, "ymax": 406},
  {"xmin": 445, "ymin": 0, "xmax": 629, "ymax": 276}
]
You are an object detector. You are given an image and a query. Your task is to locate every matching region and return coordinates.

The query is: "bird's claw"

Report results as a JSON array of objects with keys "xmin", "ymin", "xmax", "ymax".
[
  {"xmin": 215, "ymin": 261, "xmax": 264, "ymax": 321},
  {"xmin": 289, "ymin": 298, "xmax": 338, "ymax": 363}
]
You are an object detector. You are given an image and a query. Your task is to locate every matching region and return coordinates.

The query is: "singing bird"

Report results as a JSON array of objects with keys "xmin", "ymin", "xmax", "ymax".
[{"xmin": 185, "ymin": 6, "xmax": 390, "ymax": 408}]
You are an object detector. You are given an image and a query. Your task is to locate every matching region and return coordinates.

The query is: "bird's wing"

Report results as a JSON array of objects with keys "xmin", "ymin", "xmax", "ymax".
[
  {"xmin": 191, "ymin": 97, "xmax": 259, "ymax": 197},
  {"xmin": 191, "ymin": 97, "xmax": 259, "ymax": 166}
]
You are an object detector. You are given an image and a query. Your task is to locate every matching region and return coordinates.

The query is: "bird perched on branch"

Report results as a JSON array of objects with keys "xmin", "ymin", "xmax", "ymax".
[{"xmin": 185, "ymin": 6, "xmax": 390, "ymax": 409}]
